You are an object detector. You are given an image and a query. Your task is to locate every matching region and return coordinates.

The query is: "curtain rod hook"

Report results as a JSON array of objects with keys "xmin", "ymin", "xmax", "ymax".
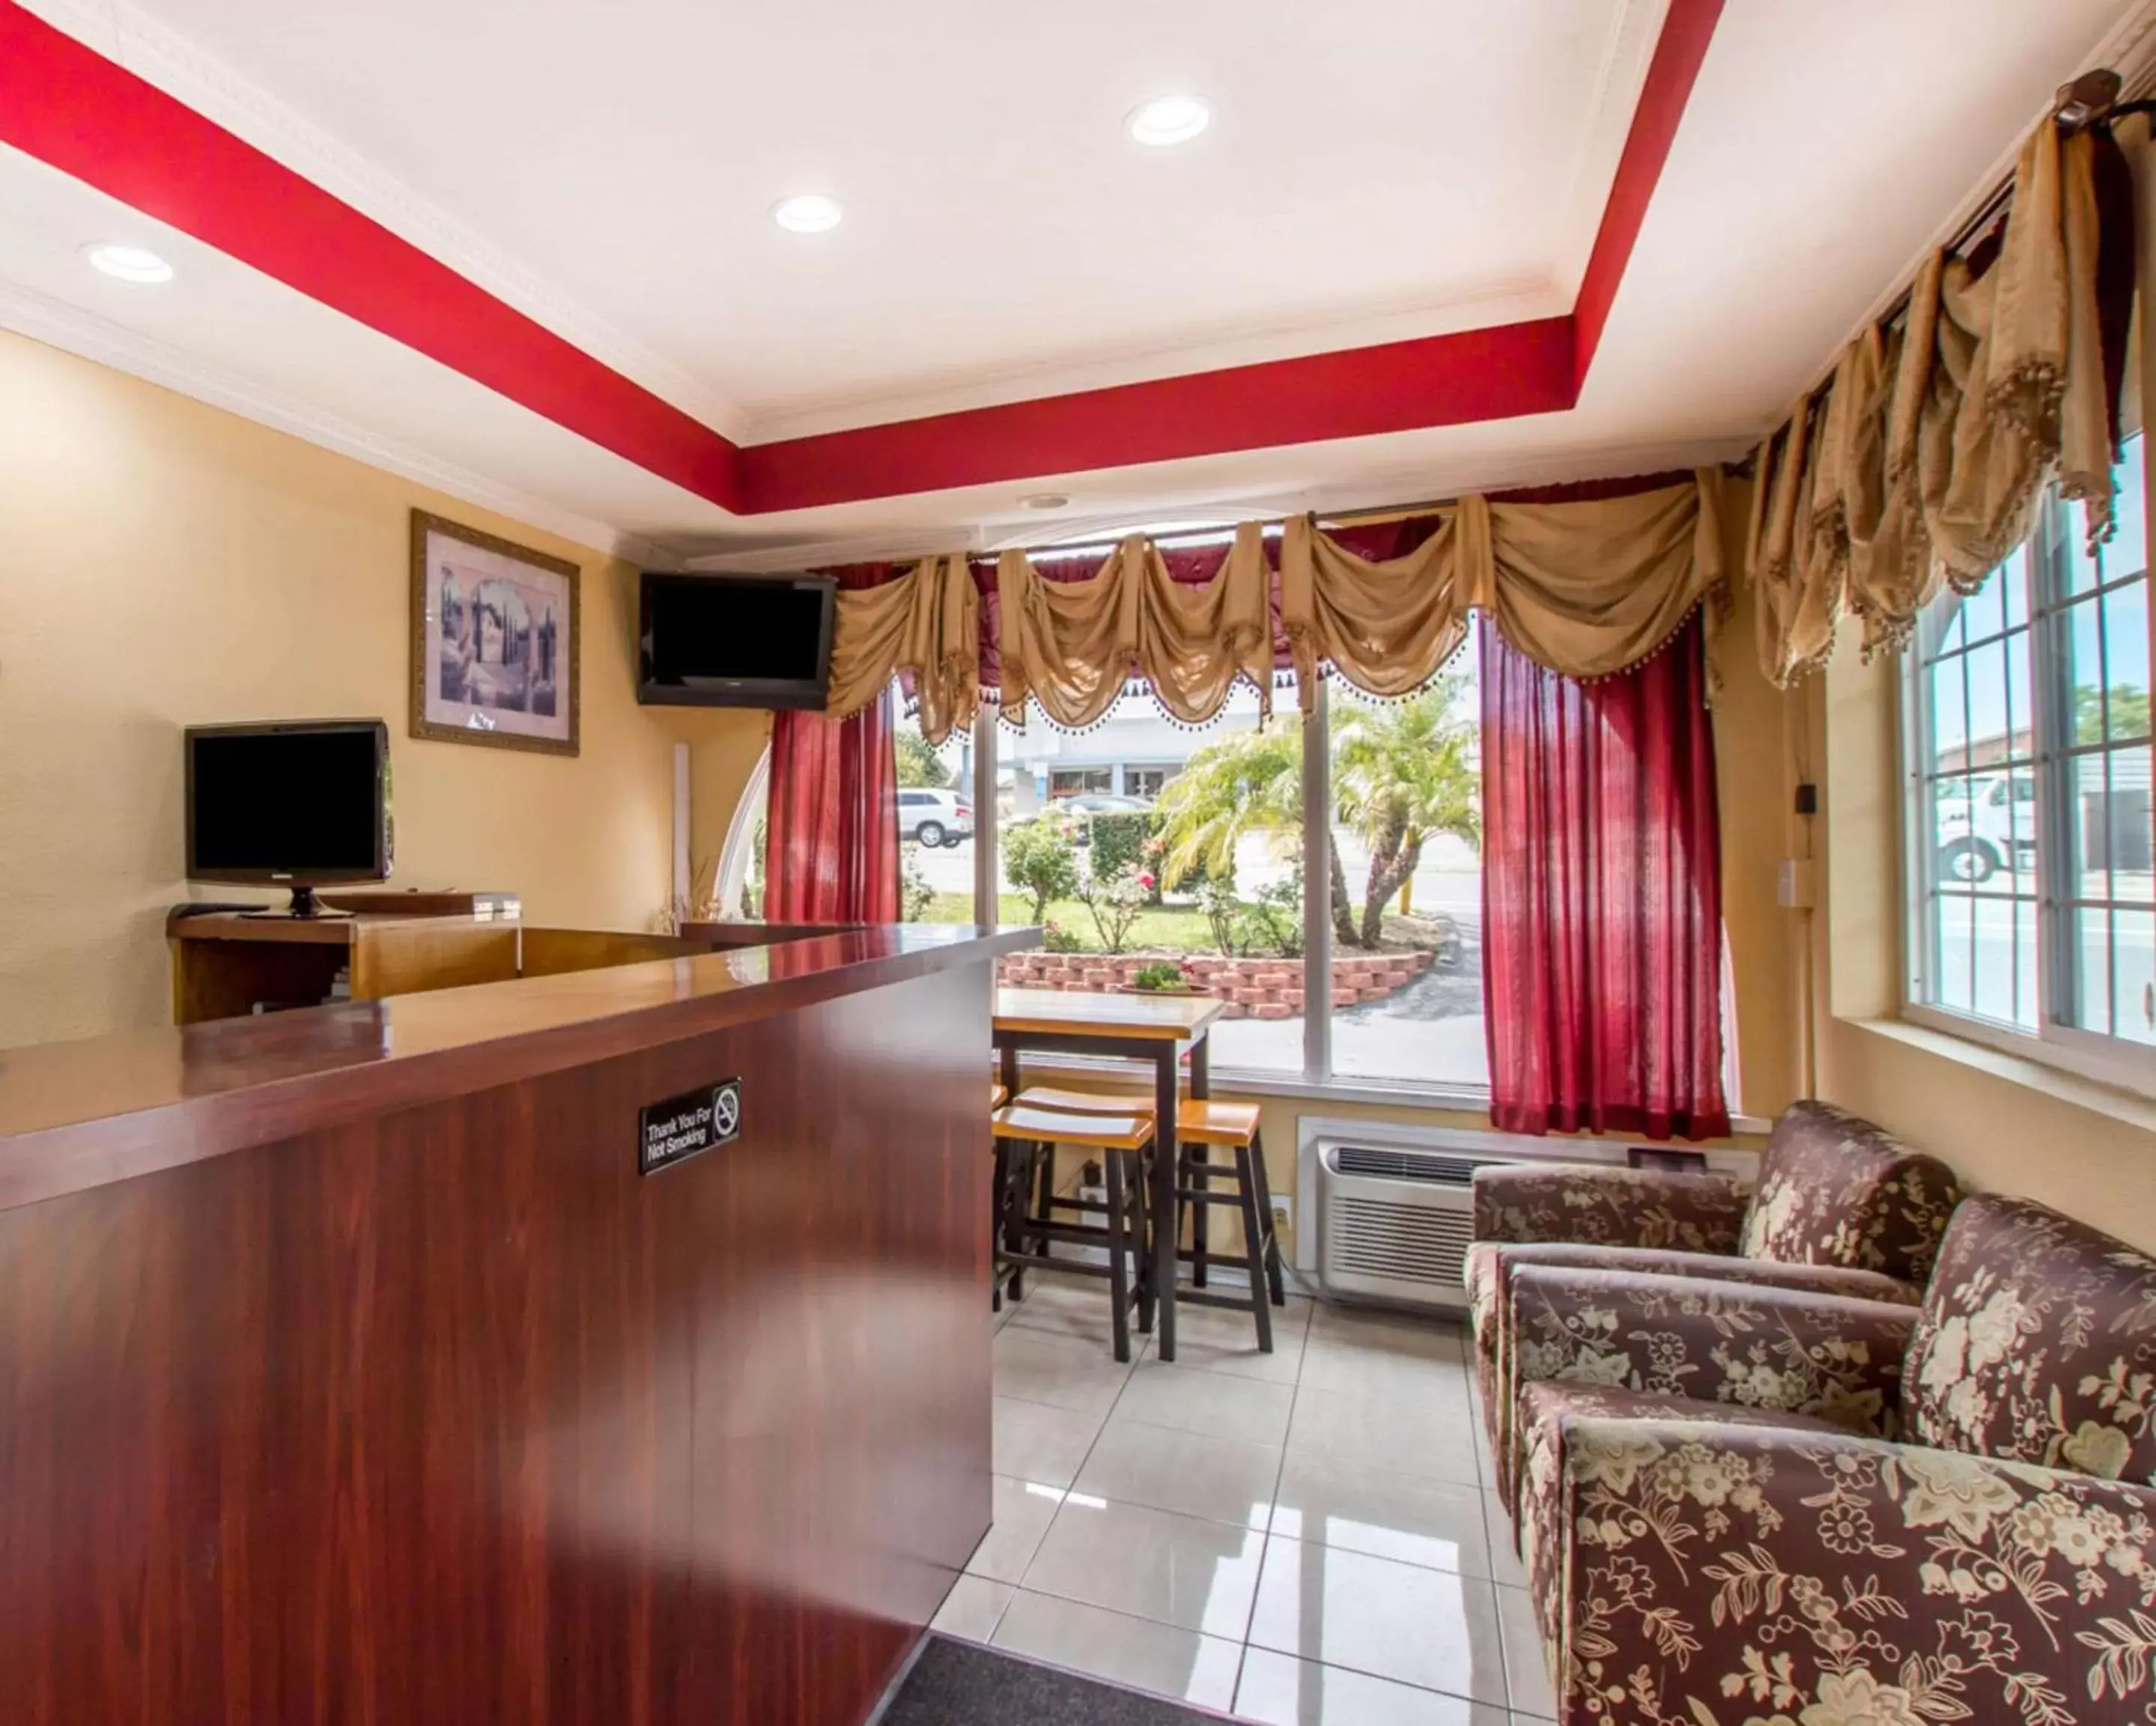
[{"xmin": 2056, "ymin": 68, "xmax": 2123, "ymax": 130}]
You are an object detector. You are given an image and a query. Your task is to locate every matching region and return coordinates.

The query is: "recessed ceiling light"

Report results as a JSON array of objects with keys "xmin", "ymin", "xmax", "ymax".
[
  {"xmin": 771, "ymin": 194, "xmax": 843, "ymax": 234},
  {"xmin": 83, "ymin": 243, "xmax": 174, "ymax": 283},
  {"xmin": 1021, "ymin": 493, "xmax": 1072, "ymax": 510},
  {"xmin": 1126, "ymin": 94, "xmax": 1211, "ymax": 148}
]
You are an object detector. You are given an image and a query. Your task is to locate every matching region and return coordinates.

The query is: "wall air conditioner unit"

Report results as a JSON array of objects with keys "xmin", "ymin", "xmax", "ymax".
[{"xmin": 1316, "ymin": 1142, "xmax": 1497, "ymax": 1312}]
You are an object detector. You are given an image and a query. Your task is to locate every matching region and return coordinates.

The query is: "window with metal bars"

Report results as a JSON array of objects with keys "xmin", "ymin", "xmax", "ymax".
[{"xmin": 1904, "ymin": 434, "xmax": 2155, "ymax": 1084}]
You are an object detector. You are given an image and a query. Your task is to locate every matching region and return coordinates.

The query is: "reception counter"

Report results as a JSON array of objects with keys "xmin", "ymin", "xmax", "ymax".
[{"xmin": 0, "ymin": 923, "xmax": 1033, "ymax": 1725}]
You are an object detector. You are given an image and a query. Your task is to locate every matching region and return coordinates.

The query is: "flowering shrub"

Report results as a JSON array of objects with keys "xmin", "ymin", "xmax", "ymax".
[{"xmin": 1074, "ymin": 864, "xmax": 1150, "ymax": 953}]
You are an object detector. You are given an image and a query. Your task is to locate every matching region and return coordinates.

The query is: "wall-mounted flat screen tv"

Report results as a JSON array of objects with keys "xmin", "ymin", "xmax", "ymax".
[
  {"xmin": 637, "ymin": 573, "xmax": 838, "ymax": 710},
  {"xmin": 184, "ymin": 719, "xmax": 390, "ymax": 917}
]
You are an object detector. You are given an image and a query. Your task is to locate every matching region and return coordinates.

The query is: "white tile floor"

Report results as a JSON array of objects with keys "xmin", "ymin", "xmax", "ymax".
[{"xmin": 930, "ymin": 1276, "xmax": 1555, "ymax": 1724}]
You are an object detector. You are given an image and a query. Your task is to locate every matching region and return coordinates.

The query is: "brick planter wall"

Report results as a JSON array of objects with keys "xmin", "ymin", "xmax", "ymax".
[{"xmin": 995, "ymin": 948, "xmax": 1433, "ymax": 1018}]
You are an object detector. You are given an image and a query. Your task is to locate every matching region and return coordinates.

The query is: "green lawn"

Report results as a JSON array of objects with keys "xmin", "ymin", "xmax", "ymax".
[{"xmin": 922, "ymin": 890, "xmax": 1222, "ymax": 954}]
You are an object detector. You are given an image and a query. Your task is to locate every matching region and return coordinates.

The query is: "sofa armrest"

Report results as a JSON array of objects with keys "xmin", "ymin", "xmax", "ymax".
[
  {"xmin": 1546, "ymin": 1419, "xmax": 2156, "ymax": 1726},
  {"xmin": 1471, "ymin": 1164, "xmax": 1748, "ymax": 1253}
]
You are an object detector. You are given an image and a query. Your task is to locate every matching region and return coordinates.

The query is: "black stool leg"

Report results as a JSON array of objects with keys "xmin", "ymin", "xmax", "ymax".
[
  {"xmin": 1189, "ymin": 1143, "xmax": 1209, "ymax": 1287},
  {"xmin": 1233, "ymin": 1142, "xmax": 1275, "ymax": 1354},
  {"xmin": 991, "ymin": 1138, "xmax": 1011, "ymax": 1311},
  {"xmin": 1103, "ymin": 1145, "xmax": 1134, "ymax": 1363},
  {"xmin": 1249, "ymin": 1127, "xmax": 1287, "ymax": 1306},
  {"xmin": 1133, "ymin": 1139, "xmax": 1156, "ymax": 1335}
]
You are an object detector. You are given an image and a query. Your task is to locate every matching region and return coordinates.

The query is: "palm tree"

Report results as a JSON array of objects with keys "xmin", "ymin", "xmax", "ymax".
[
  {"xmin": 1331, "ymin": 680, "xmax": 1481, "ymax": 948},
  {"xmin": 1152, "ymin": 722, "xmax": 1303, "ymax": 887},
  {"xmin": 1153, "ymin": 722, "xmax": 1361, "ymax": 946}
]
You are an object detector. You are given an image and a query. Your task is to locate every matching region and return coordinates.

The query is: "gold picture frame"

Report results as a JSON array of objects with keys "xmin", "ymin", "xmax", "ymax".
[{"xmin": 409, "ymin": 509, "xmax": 580, "ymax": 756}]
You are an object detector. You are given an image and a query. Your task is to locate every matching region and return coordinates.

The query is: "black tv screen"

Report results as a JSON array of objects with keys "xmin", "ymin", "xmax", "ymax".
[
  {"xmin": 186, "ymin": 720, "xmax": 389, "ymax": 884},
  {"xmin": 638, "ymin": 573, "xmax": 837, "ymax": 709}
]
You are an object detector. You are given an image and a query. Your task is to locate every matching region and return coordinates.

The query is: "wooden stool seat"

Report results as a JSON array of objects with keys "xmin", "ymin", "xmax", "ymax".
[
  {"xmin": 1176, "ymin": 1098, "xmax": 1262, "ymax": 1146},
  {"xmin": 1014, "ymin": 1084, "xmax": 1158, "ymax": 1118},
  {"xmin": 992, "ymin": 1102, "xmax": 1153, "ymax": 1154}
]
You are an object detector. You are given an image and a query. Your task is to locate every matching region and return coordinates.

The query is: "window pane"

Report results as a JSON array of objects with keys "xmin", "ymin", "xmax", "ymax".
[
  {"xmin": 2103, "ymin": 580, "xmax": 2150, "ymax": 741},
  {"xmin": 1328, "ymin": 647, "xmax": 1487, "ymax": 1087},
  {"xmin": 2001, "ymin": 544, "xmax": 2032, "ymax": 630},
  {"xmin": 1929, "ymin": 654, "xmax": 1969, "ymax": 763},
  {"xmin": 1964, "ymin": 639, "xmax": 2011, "ymax": 762},
  {"xmin": 2104, "ymin": 442, "xmax": 2149, "ymax": 583},
  {"xmin": 2068, "ymin": 753, "xmax": 2113, "ymax": 905},
  {"xmin": 1963, "ymin": 568, "xmax": 2005, "ymax": 642},
  {"xmin": 2074, "ymin": 906, "xmax": 2114, "ymax": 1036},
  {"xmin": 2116, "ymin": 908, "xmax": 2156, "ymax": 1045},
  {"xmin": 1932, "ymin": 891, "xmax": 1976, "ymax": 1018},
  {"xmin": 2066, "ymin": 595, "xmax": 2107, "ymax": 744},
  {"xmin": 2108, "ymin": 744, "xmax": 2153, "ymax": 905},
  {"xmin": 1001, "ymin": 684, "xmax": 1305, "ymax": 1075}
]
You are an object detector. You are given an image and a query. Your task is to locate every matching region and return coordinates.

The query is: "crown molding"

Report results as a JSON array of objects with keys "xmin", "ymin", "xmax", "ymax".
[
  {"xmin": 0, "ymin": 273, "xmax": 683, "ymax": 567},
  {"xmin": 13, "ymin": 0, "xmax": 745, "ymax": 440},
  {"xmin": 1552, "ymin": 0, "xmax": 1674, "ymax": 301}
]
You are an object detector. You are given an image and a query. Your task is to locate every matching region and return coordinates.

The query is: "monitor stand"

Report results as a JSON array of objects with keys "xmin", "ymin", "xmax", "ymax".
[{"xmin": 240, "ymin": 886, "xmax": 350, "ymax": 920}]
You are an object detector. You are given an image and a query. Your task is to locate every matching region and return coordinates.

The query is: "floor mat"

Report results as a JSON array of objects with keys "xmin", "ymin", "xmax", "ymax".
[{"xmin": 876, "ymin": 1634, "xmax": 1232, "ymax": 1726}]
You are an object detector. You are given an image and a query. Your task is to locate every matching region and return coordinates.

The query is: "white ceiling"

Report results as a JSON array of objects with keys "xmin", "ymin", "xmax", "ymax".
[{"xmin": 1, "ymin": 0, "xmax": 2151, "ymax": 566}]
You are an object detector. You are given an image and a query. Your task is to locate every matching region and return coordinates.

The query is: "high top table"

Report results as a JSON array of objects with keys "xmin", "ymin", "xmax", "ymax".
[{"xmin": 992, "ymin": 986, "xmax": 1227, "ymax": 1361}]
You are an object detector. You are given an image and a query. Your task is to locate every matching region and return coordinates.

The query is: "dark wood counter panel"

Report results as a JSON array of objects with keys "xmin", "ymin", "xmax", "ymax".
[{"xmin": 0, "ymin": 923, "xmax": 1034, "ymax": 1726}]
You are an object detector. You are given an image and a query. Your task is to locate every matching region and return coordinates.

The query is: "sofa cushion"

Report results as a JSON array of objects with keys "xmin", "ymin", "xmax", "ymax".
[
  {"xmin": 1904, "ymin": 1193, "xmax": 2156, "ymax": 1483},
  {"xmin": 1737, "ymin": 1100, "xmax": 1962, "ymax": 1281}
]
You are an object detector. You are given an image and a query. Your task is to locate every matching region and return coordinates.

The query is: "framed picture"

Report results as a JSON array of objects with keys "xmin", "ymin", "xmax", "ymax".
[{"xmin": 410, "ymin": 510, "xmax": 580, "ymax": 756}]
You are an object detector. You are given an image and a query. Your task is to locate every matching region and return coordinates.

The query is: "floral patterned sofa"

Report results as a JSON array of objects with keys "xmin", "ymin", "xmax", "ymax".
[
  {"xmin": 1510, "ymin": 1194, "xmax": 2156, "ymax": 1726},
  {"xmin": 1467, "ymin": 1101, "xmax": 1962, "ymax": 1503}
]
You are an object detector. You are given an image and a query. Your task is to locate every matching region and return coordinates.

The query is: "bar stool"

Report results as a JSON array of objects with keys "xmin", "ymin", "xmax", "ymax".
[
  {"xmin": 1172, "ymin": 1099, "xmax": 1286, "ymax": 1352},
  {"xmin": 990, "ymin": 1102, "xmax": 1153, "ymax": 1362}
]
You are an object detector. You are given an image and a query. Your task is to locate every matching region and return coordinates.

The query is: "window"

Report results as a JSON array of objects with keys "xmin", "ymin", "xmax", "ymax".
[
  {"xmin": 1049, "ymin": 768, "xmax": 1114, "ymax": 797},
  {"xmin": 993, "ymin": 669, "xmax": 1490, "ymax": 1094},
  {"xmin": 1906, "ymin": 436, "xmax": 2155, "ymax": 1075}
]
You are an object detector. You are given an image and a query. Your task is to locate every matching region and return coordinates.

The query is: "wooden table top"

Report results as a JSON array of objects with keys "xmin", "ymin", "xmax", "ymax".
[{"xmin": 994, "ymin": 986, "xmax": 1225, "ymax": 1042}]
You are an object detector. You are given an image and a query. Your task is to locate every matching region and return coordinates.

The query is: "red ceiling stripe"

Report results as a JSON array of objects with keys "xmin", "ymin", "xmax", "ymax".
[
  {"xmin": 1570, "ymin": 0, "xmax": 1725, "ymax": 390},
  {"xmin": 738, "ymin": 316, "xmax": 1578, "ymax": 514},
  {"xmin": 0, "ymin": 0, "xmax": 1721, "ymax": 514},
  {"xmin": 0, "ymin": 1, "xmax": 745, "ymax": 510}
]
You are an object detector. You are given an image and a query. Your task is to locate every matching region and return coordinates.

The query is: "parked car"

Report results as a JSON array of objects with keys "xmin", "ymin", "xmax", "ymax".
[
  {"xmin": 1058, "ymin": 794, "xmax": 1153, "ymax": 817},
  {"xmin": 1935, "ymin": 770, "xmax": 2034, "ymax": 884},
  {"xmin": 898, "ymin": 788, "xmax": 972, "ymax": 847}
]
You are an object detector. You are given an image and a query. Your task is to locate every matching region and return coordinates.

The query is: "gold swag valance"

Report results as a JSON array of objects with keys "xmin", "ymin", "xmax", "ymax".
[
  {"xmin": 822, "ymin": 470, "xmax": 1727, "ymax": 740},
  {"xmin": 822, "ymin": 553, "xmax": 980, "ymax": 744},
  {"xmin": 1747, "ymin": 115, "xmax": 2123, "ymax": 686}
]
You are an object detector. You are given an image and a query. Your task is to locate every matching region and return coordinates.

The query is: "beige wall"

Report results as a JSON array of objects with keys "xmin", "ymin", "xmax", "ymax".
[{"xmin": 0, "ymin": 329, "xmax": 761, "ymax": 1047}]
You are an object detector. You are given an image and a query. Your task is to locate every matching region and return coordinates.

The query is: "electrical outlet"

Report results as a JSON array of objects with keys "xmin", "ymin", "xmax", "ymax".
[{"xmin": 1269, "ymin": 1195, "xmax": 1293, "ymax": 1231}]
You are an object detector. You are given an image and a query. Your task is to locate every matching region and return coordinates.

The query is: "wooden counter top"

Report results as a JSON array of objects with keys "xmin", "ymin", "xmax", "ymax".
[{"xmin": 0, "ymin": 923, "xmax": 1035, "ymax": 1214}]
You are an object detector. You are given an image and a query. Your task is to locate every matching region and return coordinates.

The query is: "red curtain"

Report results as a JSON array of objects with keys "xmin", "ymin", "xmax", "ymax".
[
  {"xmin": 763, "ymin": 565, "xmax": 900, "ymax": 924},
  {"xmin": 1479, "ymin": 613, "xmax": 1728, "ymax": 1140}
]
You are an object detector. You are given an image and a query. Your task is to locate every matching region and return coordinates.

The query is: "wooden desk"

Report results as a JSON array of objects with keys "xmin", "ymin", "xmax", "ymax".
[
  {"xmin": 992, "ymin": 987, "xmax": 1226, "ymax": 1362},
  {"xmin": 0, "ymin": 923, "xmax": 1035, "ymax": 1725}
]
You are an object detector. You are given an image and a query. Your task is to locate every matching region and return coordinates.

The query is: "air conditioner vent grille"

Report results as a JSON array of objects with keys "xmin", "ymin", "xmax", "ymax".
[
  {"xmin": 1326, "ymin": 1196, "xmax": 1475, "ymax": 1284},
  {"xmin": 1330, "ymin": 1146, "xmax": 1485, "ymax": 1185}
]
